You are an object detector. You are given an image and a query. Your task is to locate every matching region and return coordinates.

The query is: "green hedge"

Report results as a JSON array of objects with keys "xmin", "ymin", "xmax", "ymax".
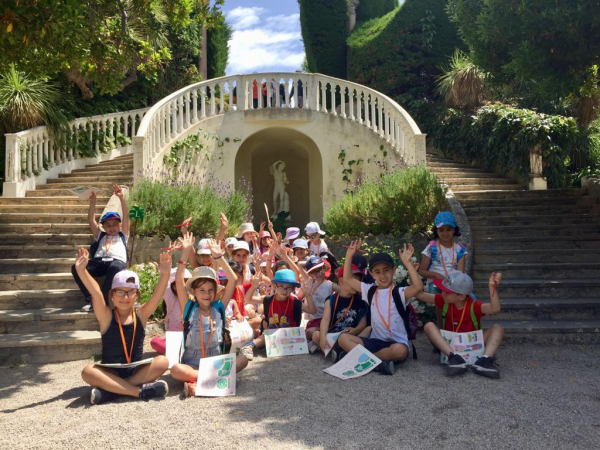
[
  {"xmin": 430, "ymin": 104, "xmax": 580, "ymax": 189},
  {"xmin": 325, "ymin": 166, "xmax": 448, "ymax": 235},
  {"xmin": 347, "ymin": 0, "xmax": 463, "ymax": 107},
  {"xmin": 356, "ymin": 0, "xmax": 398, "ymax": 22},
  {"xmin": 299, "ymin": 0, "xmax": 348, "ymax": 78}
]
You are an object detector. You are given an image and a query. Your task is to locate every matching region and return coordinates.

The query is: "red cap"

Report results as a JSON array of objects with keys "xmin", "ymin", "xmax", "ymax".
[{"xmin": 336, "ymin": 264, "xmax": 362, "ymax": 279}]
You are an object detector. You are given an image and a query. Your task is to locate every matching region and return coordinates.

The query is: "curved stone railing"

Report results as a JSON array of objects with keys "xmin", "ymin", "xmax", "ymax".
[
  {"xmin": 3, "ymin": 108, "xmax": 149, "ymax": 197},
  {"xmin": 134, "ymin": 72, "xmax": 426, "ymax": 176}
]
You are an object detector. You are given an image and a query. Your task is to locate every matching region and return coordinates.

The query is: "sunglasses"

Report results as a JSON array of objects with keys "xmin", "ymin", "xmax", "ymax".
[{"xmin": 307, "ymin": 234, "xmax": 319, "ymax": 239}]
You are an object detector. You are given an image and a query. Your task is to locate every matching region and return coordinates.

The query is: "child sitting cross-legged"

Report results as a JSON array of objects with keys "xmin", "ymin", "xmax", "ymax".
[
  {"xmin": 170, "ymin": 232, "xmax": 248, "ymax": 397},
  {"xmin": 76, "ymin": 248, "xmax": 172, "ymax": 405},
  {"xmin": 337, "ymin": 240, "xmax": 423, "ymax": 375},
  {"xmin": 416, "ymin": 271, "xmax": 505, "ymax": 379}
]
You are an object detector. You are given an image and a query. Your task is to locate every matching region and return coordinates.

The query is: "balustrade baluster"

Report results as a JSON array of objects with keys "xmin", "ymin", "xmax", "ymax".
[
  {"xmin": 201, "ymin": 87, "xmax": 207, "ymax": 118},
  {"xmin": 178, "ymin": 96, "xmax": 184, "ymax": 132},
  {"xmin": 220, "ymin": 84, "xmax": 225, "ymax": 113},
  {"xmin": 185, "ymin": 92, "xmax": 191, "ymax": 128},
  {"xmin": 192, "ymin": 90, "xmax": 199, "ymax": 122}
]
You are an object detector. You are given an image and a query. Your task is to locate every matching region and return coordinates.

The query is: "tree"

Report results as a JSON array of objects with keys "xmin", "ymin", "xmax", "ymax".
[{"xmin": 207, "ymin": 18, "xmax": 232, "ymax": 79}]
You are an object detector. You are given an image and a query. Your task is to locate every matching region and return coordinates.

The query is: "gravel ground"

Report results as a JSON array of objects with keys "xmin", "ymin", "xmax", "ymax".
[{"xmin": 1, "ymin": 336, "xmax": 599, "ymax": 450}]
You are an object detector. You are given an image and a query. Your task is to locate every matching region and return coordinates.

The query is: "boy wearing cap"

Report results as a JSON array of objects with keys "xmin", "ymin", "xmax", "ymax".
[
  {"xmin": 305, "ymin": 222, "xmax": 328, "ymax": 256},
  {"xmin": 338, "ymin": 240, "xmax": 423, "ymax": 375},
  {"xmin": 72, "ymin": 185, "xmax": 130, "ymax": 311},
  {"xmin": 292, "ymin": 238, "xmax": 309, "ymax": 263},
  {"xmin": 416, "ymin": 271, "xmax": 504, "ymax": 379}
]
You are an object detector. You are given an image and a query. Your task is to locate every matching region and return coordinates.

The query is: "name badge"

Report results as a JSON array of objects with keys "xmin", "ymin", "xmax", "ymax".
[{"xmin": 102, "ymin": 257, "xmax": 114, "ymax": 262}]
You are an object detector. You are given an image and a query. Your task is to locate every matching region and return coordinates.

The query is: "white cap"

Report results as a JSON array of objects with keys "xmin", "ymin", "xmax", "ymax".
[
  {"xmin": 305, "ymin": 222, "xmax": 325, "ymax": 236},
  {"xmin": 196, "ymin": 238, "xmax": 211, "ymax": 255},
  {"xmin": 225, "ymin": 237, "xmax": 238, "ymax": 247},
  {"xmin": 292, "ymin": 238, "xmax": 308, "ymax": 250},
  {"xmin": 111, "ymin": 270, "xmax": 140, "ymax": 290},
  {"xmin": 232, "ymin": 240, "xmax": 250, "ymax": 254}
]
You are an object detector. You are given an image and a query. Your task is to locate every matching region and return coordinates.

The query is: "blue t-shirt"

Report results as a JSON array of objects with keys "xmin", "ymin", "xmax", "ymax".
[{"xmin": 326, "ymin": 293, "xmax": 368, "ymax": 332}]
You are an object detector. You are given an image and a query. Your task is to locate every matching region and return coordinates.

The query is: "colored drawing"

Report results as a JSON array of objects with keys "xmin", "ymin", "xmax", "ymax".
[
  {"xmin": 264, "ymin": 327, "xmax": 309, "ymax": 357},
  {"xmin": 323, "ymin": 345, "xmax": 382, "ymax": 380},
  {"xmin": 228, "ymin": 320, "xmax": 254, "ymax": 353},
  {"xmin": 195, "ymin": 354, "xmax": 236, "ymax": 397},
  {"xmin": 440, "ymin": 330, "xmax": 485, "ymax": 365},
  {"xmin": 323, "ymin": 332, "xmax": 342, "ymax": 357}
]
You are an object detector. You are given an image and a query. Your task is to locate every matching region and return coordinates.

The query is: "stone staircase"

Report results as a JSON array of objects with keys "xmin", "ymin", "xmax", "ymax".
[
  {"xmin": 0, "ymin": 154, "xmax": 134, "ymax": 364},
  {"xmin": 427, "ymin": 152, "xmax": 600, "ymax": 342}
]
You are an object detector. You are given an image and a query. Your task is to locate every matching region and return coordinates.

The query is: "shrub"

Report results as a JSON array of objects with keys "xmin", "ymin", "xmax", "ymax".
[
  {"xmin": 325, "ymin": 166, "xmax": 448, "ymax": 235},
  {"xmin": 129, "ymin": 174, "xmax": 253, "ymax": 240},
  {"xmin": 130, "ymin": 263, "xmax": 163, "ymax": 320},
  {"xmin": 356, "ymin": 0, "xmax": 398, "ymax": 22}
]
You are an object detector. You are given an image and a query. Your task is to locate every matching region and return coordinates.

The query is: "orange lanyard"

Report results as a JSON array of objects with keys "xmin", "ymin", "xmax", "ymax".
[
  {"xmin": 374, "ymin": 288, "xmax": 393, "ymax": 340},
  {"xmin": 269, "ymin": 295, "xmax": 291, "ymax": 328},
  {"xmin": 438, "ymin": 240, "xmax": 455, "ymax": 275},
  {"xmin": 199, "ymin": 308, "xmax": 214, "ymax": 358},
  {"xmin": 329, "ymin": 293, "xmax": 354, "ymax": 331},
  {"xmin": 451, "ymin": 300, "xmax": 468, "ymax": 333},
  {"xmin": 104, "ymin": 235, "xmax": 116, "ymax": 254},
  {"xmin": 309, "ymin": 279, "xmax": 325, "ymax": 297},
  {"xmin": 115, "ymin": 309, "xmax": 137, "ymax": 364}
]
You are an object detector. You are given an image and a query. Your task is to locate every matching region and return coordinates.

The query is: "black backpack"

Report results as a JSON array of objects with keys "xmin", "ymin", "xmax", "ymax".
[
  {"xmin": 90, "ymin": 231, "xmax": 128, "ymax": 262},
  {"xmin": 261, "ymin": 295, "xmax": 303, "ymax": 332},
  {"xmin": 182, "ymin": 300, "xmax": 229, "ymax": 354},
  {"xmin": 367, "ymin": 286, "xmax": 419, "ymax": 360}
]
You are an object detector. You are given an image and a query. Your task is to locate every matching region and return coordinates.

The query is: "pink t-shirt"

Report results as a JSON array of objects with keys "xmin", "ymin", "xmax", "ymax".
[{"xmin": 163, "ymin": 268, "xmax": 191, "ymax": 332}]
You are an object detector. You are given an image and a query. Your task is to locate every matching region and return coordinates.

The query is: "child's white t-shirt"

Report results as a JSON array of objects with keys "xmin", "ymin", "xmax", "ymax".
[
  {"xmin": 306, "ymin": 279, "xmax": 333, "ymax": 321},
  {"xmin": 93, "ymin": 233, "xmax": 128, "ymax": 263},
  {"xmin": 309, "ymin": 240, "xmax": 328, "ymax": 256},
  {"xmin": 361, "ymin": 282, "xmax": 408, "ymax": 347},
  {"xmin": 421, "ymin": 241, "xmax": 466, "ymax": 277}
]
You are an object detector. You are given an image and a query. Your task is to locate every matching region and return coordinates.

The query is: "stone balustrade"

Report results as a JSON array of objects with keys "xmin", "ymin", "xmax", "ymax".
[{"xmin": 3, "ymin": 108, "xmax": 149, "ymax": 197}]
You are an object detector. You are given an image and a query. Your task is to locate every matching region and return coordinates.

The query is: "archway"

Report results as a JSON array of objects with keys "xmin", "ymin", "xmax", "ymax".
[{"xmin": 235, "ymin": 127, "xmax": 323, "ymax": 226}]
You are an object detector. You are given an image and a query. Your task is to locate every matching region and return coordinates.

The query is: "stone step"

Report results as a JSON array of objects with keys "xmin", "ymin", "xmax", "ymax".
[
  {"xmin": 456, "ymin": 188, "xmax": 584, "ymax": 201},
  {"xmin": 481, "ymin": 319, "xmax": 600, "ymax": 344},
  {"xmin": 0, "ymin": 204, "xmax": 104, "ymax": 214},
  {"xmin": 0, "ymin": 289, "xmax": 83, "ymax": 310},
  {"xmin": 431, "ymin": 171, "xmax": 506, "ymax": 179},
  {"xmin": 426, "ymin": 161, "xmax": 477, "ymax": 169},
  {"xmin": 61, "ymin": 169, "xmax": 132, "ymax": 177},
  {"xmin": 469, "ymin": 214, "xmax": 600, "ymax": 227},
  {"xmin": 0, "ymin": 258, "xmax": 75, "ymax": 274},
  {"xmin": 473, "ymin": 279, "xmax": 600, "ymax": 299},
  {"xmin": 472, "ymin": 262, "xmax": 600, "ymax": 280},
  {"xmin": 0, "ymin": 197, "xmax": 111, "ymax": 206},
  {"xmin": 26, "ymin": 188, "xmax": 118, "ymax": 197},
  {"xmin": 448, "ymin": 185, "xmax": 524, "ymax": 192},
  {"xmin": 0, "ymin": 308, "xmax": 99, "ymax": 334},
  {"xmin": 0, "ymin": 244, "xmax": 80, "ymax": 259},
  {"xmin": 472, "ymin": 224, "xmax": 600, "ymax": 238},
  {"xmin": 459, "ymin": 195, "xmax": 598, "ymax": 208},
  {"xmin": 95, "ymin": 160, "xmax": 133, "ymax": 167},
  {"xmin": 473, "ymin": 248, "xmax": 600, "ymax": 264},
  {"xmin": 0, "ymin": 273, "xmax": 78, "ymax": 290},
  {"xmin": 0, "ymin": 223, "xmax": 91, "ymax": 234},
  {"xmin": 47, "ymin": 175, "xmax": 132, "ymax": 184},
  {"xmin": 434, "ymin": 177, "xmax": 518, "ymax": 186},
  {"xmin": 34, "ymin": 181, "xmax": 132, "ymax": 190},
  {"xmin": 492, "ymin": 298, "xmax": 600, "ymax": 321},
  {"xmin": 0, "ymin": 330, "xmax": 101, "ymax": 364},
  {"xmin": 473, "ymin": 235, "xmax": 600, "ymax": 250},
  {"xmin": 0, "ymin": 213, "xmax": 98, "ymax": 224},
  {"xmin": 464, "ymin": 204, "xmax": 600, "ymax": 217},
  {"xmin": 0, "ymin": 233, "xmax": 92, "ymax": 246},
  {"xmin": 72, "ymin": 165, "xmax": 132, "ymax": 174}
]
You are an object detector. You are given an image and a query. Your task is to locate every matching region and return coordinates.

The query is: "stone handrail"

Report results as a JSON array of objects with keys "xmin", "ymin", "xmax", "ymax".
[
  {"xmin": 3, "ymin": 107, "xmax": 149, "ymax": 197},
  {"xmin": 134, "ymin": 72, "xmax": 426, "ymax": 175}
]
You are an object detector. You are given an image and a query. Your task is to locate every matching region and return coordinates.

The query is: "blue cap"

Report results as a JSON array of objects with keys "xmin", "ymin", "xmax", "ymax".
[
  {"xmin": 100, "ymin": 212, "xmax": 121, "ymax": 224},
  {"xmin": 272, "ymin": 269, "xmax": 301, "ymax": 287},
  {"xmin": 305, "ymin": 256, "xmax": 325, "ymax": 273},
  {"xmin": 435, "ymin": 212, "xmax": 456, "ymax": 229}
]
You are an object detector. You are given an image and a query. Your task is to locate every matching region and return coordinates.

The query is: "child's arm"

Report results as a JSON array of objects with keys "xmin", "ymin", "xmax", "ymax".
[
  {"xmin": 265, "ymin": 243, "xmax": 276, "ymax": 280},
  {"xmin": 267, "ymin": 220, "xmax": 277, "ymax": 244},
  {"xmin": 88, "ymin": 192, "xmax": 100, "ymax": 237},
  {"xmin": 176, "ymin": 231, "xmax": 195, "ymax": 313},
  {"xmin": 416, "ymin": 291, "xmax": 436, "ymax": 304},
  {"xmin": 456, "ymin": 256, "xmax": 466, "ymax": 273},
  {"xmin": 278, "ymin": 245, "xmax": 300, "ymax": 281},
  {"xmin": 481, "ymin": 272, "xmax": 502, "ymax": 315},
  {"xmin": 216, "ymin": 212, "xmax": 228, "ymax": 244},
  {"xmin": 138, "ymin": 252, "xmax": 172, "ymax": 325},
  {"xmin": 300, "ymin": 280, "xmax": 317, "ymax": 314},
  {"xmin": 113, "ymin": 185, "xmax": 129, "ymax": 236},
  {"xmin": 209, "ymin": 239, "xmax": 236, "ymax": 309},
  {"xmin": 347, "ymin": 316, "xmax": 368, "ymax": 335},
  {"xmin": 231, "ymin": 300, "xmax": 243, "ymax": 322},
  {"xmin": 318, "ymin": 301, "xmax": 332, "ymax": 350},
  {"xmin": 400, "ymin": 244, "xmax": 424, "ymax": 299},
  {"xmin": 342, "ymin": 240, "xmax": 363, "ymax": 292},
  {"xmin": 418, "ymin": 254, "xmax": 445, "ymax": 280},
  {"xmin": 74, "ymin": 248, "xmax": 111, "ymax": 329}
]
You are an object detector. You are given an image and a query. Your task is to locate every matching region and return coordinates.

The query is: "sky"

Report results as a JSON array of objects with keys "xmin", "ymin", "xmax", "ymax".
[{"xmin": 221, "ymin": 0, "xmax": 305, "ymax": 75}]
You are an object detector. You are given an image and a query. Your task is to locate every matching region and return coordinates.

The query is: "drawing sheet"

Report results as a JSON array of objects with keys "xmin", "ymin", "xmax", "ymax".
[
  {"xmin": 323, "ymin": 345, "xmax": 381, "ymax": 380},
  {"xmin": 228, "ymin": 320, "xmax": 254, "ymax": 353},
  {"xmin": 323, "ymin": 332, "xmax": 342, "ymax": 357},
  {"xmin": 440, "ymin": 330, "xmax": 485, "ymax": 365},
  {"xmin": 165, "ymin": 331, "xmax": 184, "ymax": 368},
  {"xmin": 195, "ymin": 354, "xmax": 237, "ymax": 397},
  {"xmin": 264, "ymin": 327, "xmax": 308, "ymax": 357},
  {"xmin": 70, "ymin": 186, "xmax": 101, "ymax": 200}
]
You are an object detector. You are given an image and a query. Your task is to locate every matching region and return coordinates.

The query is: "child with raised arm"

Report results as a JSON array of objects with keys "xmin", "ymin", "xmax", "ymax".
[
  {"xmin": 170, "ymin": 233, "xmax": 248, "ymax": 397},
  {"xmin": 416, "ymin": 271, "xmax": 504, "ymax": 379},
  {"xmin": 72, "ymin": 184, "xmax": 130, "ymax": 312},
  {"xmin": 337, "ymin": 240, "xmax": 423, "ymax": 375},
  {"xmin": 187, "ymin": 213, "xmax": 228, "ymax": 269},
  {"xmin": 76, "ymin": 249, "xmax": 171, "ymax": 405},
  {"xmin": 312, "ymin": 265, "xmax": 368, "ymax": 356},
  {"xmin": 305, "ymin": 222, "xmax": 328, "ymax": 256}
]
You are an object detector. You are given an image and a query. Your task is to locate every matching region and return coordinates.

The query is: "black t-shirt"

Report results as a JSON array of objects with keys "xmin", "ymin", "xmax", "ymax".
[
  {"xmin": 326, "ymin": 293, "xmax": 368, "ymax": 333},
  {"xmin": 101, "ymin": 310, "xmax": 144, "ymax": 364}
]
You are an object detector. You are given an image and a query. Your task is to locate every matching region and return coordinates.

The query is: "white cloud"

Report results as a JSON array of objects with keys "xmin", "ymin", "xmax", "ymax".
[{"xmin": 225, "ymin": 9, "xmax": 305, "ymax": 75}]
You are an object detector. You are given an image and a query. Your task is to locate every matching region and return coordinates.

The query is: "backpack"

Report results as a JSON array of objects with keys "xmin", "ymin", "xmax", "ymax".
[
  {"xmin": 90, "ymin": 231, "xmax": 128, "ymax": 262},
  {"xmin": 261, "ymin": 295, "xmax": 303, "ymax": 333},
  {"xmin": 441, "ymin": 298, "xmax": 479, "ymax": 331},
  {"xmin": 182, "ymin": 300, "xmax": 228, "ymax": 354},
  {"xmin": 367, "ymin": 285, "xmax": 419, "ymax": 360}
]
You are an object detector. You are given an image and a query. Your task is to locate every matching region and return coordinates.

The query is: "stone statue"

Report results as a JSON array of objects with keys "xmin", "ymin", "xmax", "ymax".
[{"xmin": 270, "ymin": 160, "xmax": 290, "ymax": 218}]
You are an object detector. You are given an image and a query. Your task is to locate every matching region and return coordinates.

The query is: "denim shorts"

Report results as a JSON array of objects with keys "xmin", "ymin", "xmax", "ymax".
[{"xmin": 182, "ymin": 347, "xmax": 222, "ymax": 370}]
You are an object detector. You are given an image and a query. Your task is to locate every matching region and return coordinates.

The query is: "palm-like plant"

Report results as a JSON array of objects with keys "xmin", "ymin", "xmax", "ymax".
[{"xmin": 436, "ymin": 50, "xmax": 490, "ymax": 110}]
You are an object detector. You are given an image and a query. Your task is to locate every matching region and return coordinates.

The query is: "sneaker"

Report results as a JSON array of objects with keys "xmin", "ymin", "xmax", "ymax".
[
  {"xmin": 81, "ymin": 303, "xmax": 93, "ymax": 313},
  {"xmin": 447, "ymin": 353, "xmax": 469, "ymax": 376},
  {"xmin": 331, "ymin": 350, "xmax": 346, "ymax": 364},
  {"xmin": 90, "ymin": 387, "xmax": 119, "ymax": 405},
  {"xmin": 308, "ymin": 341, "xmax": 320, "ymax": 354},
  {"xmin": 184, "ymin": 381, "xmax": 197, "ymax": 398},
  {"xmin": 375, "ymin": 360, "xmax": 395, "ymax": 376},
  {"xmin": 240, "ymin": 345, "xmax": 254, "ymax": 361},
  {"xmin": 139, "ymin": 380, "xmax": 169, "ymax": 401},
  {"xmin": 471, "ymin": 356, "xmax": 500, "ymax": 379}
]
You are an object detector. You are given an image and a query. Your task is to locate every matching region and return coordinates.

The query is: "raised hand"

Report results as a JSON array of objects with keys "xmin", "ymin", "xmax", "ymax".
[
  {"xmin": 399, "ymin": 243, "xmax": 415, "ymax": 265},
  {"xmin": 75, "ymin": 248, "xmax": 89, "ymax": 271},
  {"xmin": 158, "ymin": 252, "xmax": 172, "ymax": 275},
  {"xmin": 89, "ymin": 191, "xmax": 97, "ymax": 204},
  {"xmin": 112, "ymin": 184, "xmax": 124, "ymax": 200},
  {"xmin": 259, "ymin": 220, "xmax": 265, "ymax": 233},
  {"xmin": 489, "ymin": 272, "xmax": 502, "ymax": 287},
  {"xmin": 179, "ymin": 231, "xmax": 195, "ymax": 250},
  {"xmin": 180, "ymin": 216, "xmax": 192, "ymax": 232},
  {"xmin": 220, "ymin": 212, "xmax": 228, "ymax": 230},
  {"xmin": 345, "ymin": 239, "xmax": 362, "ymax": 258},
  {"xmin": 208, "ymin": 239, "xmax": 224, "ymax": 258}
]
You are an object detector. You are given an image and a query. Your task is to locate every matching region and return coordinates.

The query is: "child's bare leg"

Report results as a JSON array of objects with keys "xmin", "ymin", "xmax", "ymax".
[
  {"xmin": 311, "ymin": 330, "xmax": 321, "ymax": 344},
  {"xmin": 424, "ymin": 322, "xmax": 453, "ymax": 356},
  {"xmin": 170, "ymin": 363, "xmax": 198, "ymax": 382},
  {"xmin": 252, "ymin": 334, "xmax": 265, "ymax": 348},
  {"xmin": 337, "ymin": 333, "xmax": 363, "ymax": 352},
  {"xmin": 236, "ymin": 354, "xmax": 248, "ymax": 372},
  {"xmin": 245, "ymin": 304, "xmax": 256, "ymax": 318},
  {"xmin": 374, "ymin": 343, "xmax": 408, "ymax": 362},
  {"xmin": 305, "ymin": 327, "xmax": 317, "ymax": 340},
  {"xmin": 81, "ymin": 364, "xmax": 142, "ymax": 397},
  {"xmin": 483, "ymin": 324, "xmax": 504, "ymax": 357},
  {"xmin": 127, "ymin": 356, "xmax": 169, "ymax": 386},
  {"xmin": 358, "ymin": 326, "xmax": 371, "ymax": 337}
]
